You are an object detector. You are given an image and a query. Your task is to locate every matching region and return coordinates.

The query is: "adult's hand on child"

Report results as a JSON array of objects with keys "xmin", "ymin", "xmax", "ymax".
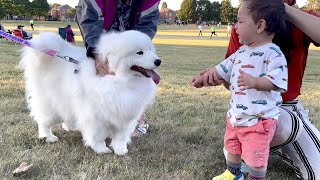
[
  {"xmin": 191, "ymin": 68, "xmax": 211, "ymax": 88},
  {"xmin": 202, "ymin": 68, "xmax": 224, "ymax": 87},
  {"xmin": 237, "ymin": 69, "xmax": 256, "ymax": 91},
  {"xmin": 95, "ymin": 58, "xmax": 115, "ymax": 76}
]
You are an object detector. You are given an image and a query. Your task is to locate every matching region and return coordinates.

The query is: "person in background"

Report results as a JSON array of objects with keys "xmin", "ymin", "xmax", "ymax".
[
  {"xmin": 198, "ymin": 23, "xmax": 204, "ymax": 37},
  {"xmin": 210, "ymin": 24, "xmax": 217, "ymax": 39},
  {"xmin": 66, "ymin": 25, "xmax": 75, "ymax": 44},
  {"xmin": 76, "ymin": 0, "xmax": 160, "ymax": 137},
  {"xmin": 0, "ymin": 20, "xmax": 5, "ymax": 32},
  {"xmin": 227, "ymin": 23, "xmax": 232, "ymax": 36},
  {"xmin": 17, "ymin": 25, "xmax": 32, "ymax": 39},
  {"xmin": 29, "ymin": 19, "xmax": 34, "ymax": 31}
]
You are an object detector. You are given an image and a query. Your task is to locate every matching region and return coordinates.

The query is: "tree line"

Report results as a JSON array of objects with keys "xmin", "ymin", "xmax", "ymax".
[
  {"xmin": 175, "ymin": 0, "xmax": 237, "ymax": 24},
  {"xmin": 165, "ymin": 0, "xmax": 319, "ymax": 24},
  {"xmin": 0, "ymin": 0, "xmax": 50, "ymax": 19}
]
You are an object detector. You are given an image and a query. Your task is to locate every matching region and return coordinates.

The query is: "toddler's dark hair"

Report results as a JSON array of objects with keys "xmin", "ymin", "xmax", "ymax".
[{"xmin": 244, "ymin": 0, "xmax": 286, "ymax": 33}]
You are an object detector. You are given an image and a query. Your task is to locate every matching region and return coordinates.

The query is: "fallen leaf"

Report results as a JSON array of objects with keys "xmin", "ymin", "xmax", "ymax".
[{"xmin": 12, "ymin": 162, "xmax": 33, "ymax": 176}]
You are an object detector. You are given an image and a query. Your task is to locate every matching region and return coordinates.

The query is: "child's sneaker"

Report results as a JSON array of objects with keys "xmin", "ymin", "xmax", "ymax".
[{"xmin": 212, "ymin": 169, "xmax": 244, "ymax": 180}]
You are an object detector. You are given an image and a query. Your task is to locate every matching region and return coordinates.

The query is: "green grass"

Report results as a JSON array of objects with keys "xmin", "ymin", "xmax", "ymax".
[{"xmin": 0, "ymin": 20, "xmax": 320, "ymax": 179}]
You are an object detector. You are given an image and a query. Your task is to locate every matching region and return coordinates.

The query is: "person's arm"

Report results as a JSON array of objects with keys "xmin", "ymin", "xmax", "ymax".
[
  {"xmin": 238, "ymin": 48, "xmax": 288, "ymax": 92},
  {"xmin": 285, "ymin": 4, "xmax": 320, "ymax": 44},
  {"xmin": 76, "ymin": 0, "xmax": 104, "ymax": 59},
  {"xmin": 133, "ymin": 3, "xmax": 160, "ymax": 39},
  {"xmin": 237, "ymin": 70, "xmax": 278, "ymax": 91},
  {"xmin": 225, "ymin": 26, "xmax": 242, "ymax": 58},
  {"xmin": 70, "ymin": 29, "xmax": 75, "ymax": 36}
]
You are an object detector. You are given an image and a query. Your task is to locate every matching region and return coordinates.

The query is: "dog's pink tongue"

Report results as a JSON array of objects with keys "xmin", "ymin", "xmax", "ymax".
[{"xmin": 146, "ymin": 70, "xmax": 160, "ymax": 84}]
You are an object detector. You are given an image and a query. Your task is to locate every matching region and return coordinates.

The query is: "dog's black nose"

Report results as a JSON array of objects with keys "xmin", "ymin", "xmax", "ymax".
[{"xmin": 154, "ymin": 59, "xmax": 161, "ymax": 66}]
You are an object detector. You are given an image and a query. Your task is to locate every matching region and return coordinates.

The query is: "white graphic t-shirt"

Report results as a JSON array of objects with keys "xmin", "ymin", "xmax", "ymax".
[{"xmin": 215, "ymin": 43, "xmax": 288, "ymax": 126}]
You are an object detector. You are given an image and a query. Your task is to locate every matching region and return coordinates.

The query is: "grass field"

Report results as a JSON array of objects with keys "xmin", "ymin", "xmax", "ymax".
[{"xmin": 0, "ymin": 20, "xmax": 320, "ymax": 179}]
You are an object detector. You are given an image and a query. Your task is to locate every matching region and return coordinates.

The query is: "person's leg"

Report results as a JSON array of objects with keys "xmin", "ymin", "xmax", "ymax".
[
  {"xmin": 131, "ymin": 114, "xmax": 149, "ymax": 137},
  {"xmin": 241, "ymin": 119, "xmax": 276, "ymax": 180},
  {"xmin": 277, "ymin": 101, "xmax": 320, "ymax": 179},
  {"xmin": 212, "ymin": 117, "xmax": 244, "ymax": 180},
  {"xmin": 247, "ymin": 101, "xmax": 320, "ymax": 179},
  {"xmin": 248, "ymin": 168, "xmax": 267, "ymax": 180}
]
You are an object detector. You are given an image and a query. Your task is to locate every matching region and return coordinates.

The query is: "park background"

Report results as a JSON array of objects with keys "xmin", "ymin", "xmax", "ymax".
[{"xmin": 0, "ymin": 0, "xmax": 320, "ymax": 179}]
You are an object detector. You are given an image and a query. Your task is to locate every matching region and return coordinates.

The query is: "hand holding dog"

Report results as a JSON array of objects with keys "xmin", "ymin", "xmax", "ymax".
[{"xmin": 95, "ymin": 58, "xmax": 115, "ymax": 76}]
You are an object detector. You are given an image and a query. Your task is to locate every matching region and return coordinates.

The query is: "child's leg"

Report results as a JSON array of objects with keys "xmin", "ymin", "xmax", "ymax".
[
  {"xmin": 239, "ymin": 119, "xmax": 277, "ymax": 180},
  {"xmin": 248, "ymin": 167, "xmax": 267, "ymax": 180},
  {"xmin": 227, "ymin": 153, "xmax": 242, "ymax": 175},
  {"xmin": 212, "ymin": 117, "xmax": 244, "ymax": 180}
]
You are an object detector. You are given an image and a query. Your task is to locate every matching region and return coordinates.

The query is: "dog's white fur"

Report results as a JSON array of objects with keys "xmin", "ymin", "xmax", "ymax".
[{"xmin": 20, "ymin": 31, "xmax": 160, "ymax": 155}]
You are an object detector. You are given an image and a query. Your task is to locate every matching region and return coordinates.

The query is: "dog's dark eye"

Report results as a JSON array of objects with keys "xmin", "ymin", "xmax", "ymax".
[{"xmin": 136, "ymin": 51, "xmax": 143, "ymax": 55}]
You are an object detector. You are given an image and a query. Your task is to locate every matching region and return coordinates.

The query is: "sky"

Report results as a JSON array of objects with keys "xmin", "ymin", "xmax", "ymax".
[{"xmin": 47, "ymin": 0, "xmax": 308, "ymax": 9}]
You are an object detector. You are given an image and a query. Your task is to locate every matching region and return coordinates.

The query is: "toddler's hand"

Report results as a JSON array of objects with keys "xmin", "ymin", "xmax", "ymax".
[
  {"xmin": 237, "ymin": 69, "xmax": 256, "ymax": 90},
  {"xmin": 191, "ymin": 74, "xmax": 204, "ymax": 88}
]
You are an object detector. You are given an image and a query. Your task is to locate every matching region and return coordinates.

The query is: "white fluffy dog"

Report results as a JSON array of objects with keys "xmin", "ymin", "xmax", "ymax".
[{"xmin": 20, "ymin": 30, "xmax": 161, "ymax": 155}]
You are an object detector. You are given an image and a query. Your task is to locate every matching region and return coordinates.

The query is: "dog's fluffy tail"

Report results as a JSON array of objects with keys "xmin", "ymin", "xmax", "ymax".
[{"xmin": 19, "ymin": 32, "xmax": 71, "ymax": 73}]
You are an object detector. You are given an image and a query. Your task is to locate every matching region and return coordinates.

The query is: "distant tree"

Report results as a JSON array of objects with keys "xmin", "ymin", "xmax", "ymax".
[
  {"xmin": 196, "ymin": 0, "xmax": 214, "ymax": 22},
  {"xmin": 65, "ymin": 8, "xmax": 76, "ymax": 20},
  {"xmin": 0, "ymin": 1, "xmax": 5, "ymax": 18},
  {"xmin": 14, "ymin": 0, "xmax": 31, "ymax": 17},
  {"xmin": 51, "ymin": 3, "xmax": 61, "ymax": 8},
  {"xmin": 238, "ymin": 0, "xmax": 244, "ymax": 7},
  {"xmin": 31, "ymin": 0, "xmax": 50, "ymax": 19},
  {"xmin": 161, "ymin": 1, "xmax": 167, "ymax": 9},
  {"xmin": 1, "ymin": 0, "xmax": 15, "ymax": 17},
  {"xmin": 212, "ymin": 1, "xmax": 221, "ymax": 22},
  {"xmin": 231, "ymin": 7, "xmax": 238, "ymax": 24},
  {"xmin": 307, "ymin": 0, "xmax": 320, "ymax": 12},
  {"xmin": 178, "ymin": 0, "xmax": 197, "ymax": 23},
  {"xmin": 220, "ymin": 0, "xmax": 233, "ymax": 23}
]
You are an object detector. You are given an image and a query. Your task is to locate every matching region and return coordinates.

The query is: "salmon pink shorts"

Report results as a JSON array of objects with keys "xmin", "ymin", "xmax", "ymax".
[{"xmin": 224, "ymin": 117, "xmax": 277, "ymax": 167}]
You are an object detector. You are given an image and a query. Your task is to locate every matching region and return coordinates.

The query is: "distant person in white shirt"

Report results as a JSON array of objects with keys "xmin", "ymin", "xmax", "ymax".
[
  {"xmin": 227, "ymin": 23, "xmax": 232, "ymax": 36},
  {"xmin": 198, "ymin": 23, "xmax": 203, "ymax": 37}
]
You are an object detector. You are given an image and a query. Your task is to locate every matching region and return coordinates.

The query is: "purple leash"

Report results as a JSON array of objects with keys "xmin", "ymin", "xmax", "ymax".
[{"xmin": 0, "ymin": 30, "xmax": 79, "ymax": 65}]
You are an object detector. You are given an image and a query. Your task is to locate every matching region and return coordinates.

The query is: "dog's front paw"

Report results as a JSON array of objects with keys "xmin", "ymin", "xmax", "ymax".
[
  {"xmin": 44, "ymin": 135, "xmax": 59, "ymax": 143},
  {"xmin": 113, "ymin": 145, "xmax": 128, "ymax": 156},
  {"xmin": 92, "ymin": 143, "xmax": 112, "ymax": 154}
]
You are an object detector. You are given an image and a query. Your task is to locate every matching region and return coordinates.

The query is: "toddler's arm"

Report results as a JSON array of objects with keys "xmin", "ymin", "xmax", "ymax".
[{"xmin": 237, "ymin": 69, "xmax": 278, "ymax": 91}]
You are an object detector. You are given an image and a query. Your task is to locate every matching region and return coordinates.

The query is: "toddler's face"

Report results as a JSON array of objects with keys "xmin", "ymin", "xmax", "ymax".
[{"xmin": 235, "ymin": 2, "xmax": 257, "ymax": 45}]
